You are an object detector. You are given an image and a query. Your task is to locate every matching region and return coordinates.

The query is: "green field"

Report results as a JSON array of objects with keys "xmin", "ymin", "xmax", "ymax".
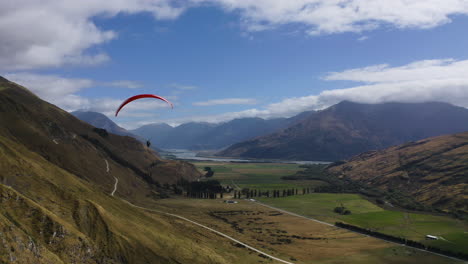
[
  {"xmin": 258, "ymin": 193, "xmax": 468, "ymax": 254},
  {"xmin": 194, "ymin": 162, "xmax": 327, "ymax": 190},
  {"xmin": 191, "ymin": 161, "xmax": 468, "ymax": 257}
]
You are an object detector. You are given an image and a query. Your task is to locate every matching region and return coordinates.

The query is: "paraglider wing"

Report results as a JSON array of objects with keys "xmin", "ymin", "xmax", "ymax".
[{"xmin": 115, "ymin": 94, "xmax": 173, "ymax": 116}]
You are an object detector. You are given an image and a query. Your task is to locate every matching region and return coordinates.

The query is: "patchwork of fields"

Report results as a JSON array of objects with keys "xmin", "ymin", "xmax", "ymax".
[
  {"xmin": 193, "ymin": 162, "xmax": 468, "ymax": 258},
  {"xmin": 257, "ymin": 194, "xmax": 468, "ymax": 255},
  {"xmin": 152, "ymin": 198, "xmax": 457, "ymax": 264}
]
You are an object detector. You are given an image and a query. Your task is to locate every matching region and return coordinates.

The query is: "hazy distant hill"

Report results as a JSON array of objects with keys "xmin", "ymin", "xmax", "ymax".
[
  {"xmin": 131, "ymin": 123, "xmax": 174, "ymax": 141},
  {"xmin": 327, "ymin": 132, "xmax": 468, "ymax": 214},
  {"xmin": 219, "ymin": 101, "xmax": 468, "ymax": 161},
  {"xmin": 71, "ymin": 110, "xmax": 141, "ymax": 139},
  {"xmin": 131, "ymin": 113, "xmax": 314, "ymax": 150}
]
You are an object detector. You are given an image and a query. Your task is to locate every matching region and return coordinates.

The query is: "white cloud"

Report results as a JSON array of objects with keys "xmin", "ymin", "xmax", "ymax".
[
  {"xmin": 104, "ymin": 80, "xmax": 143, "ymax": 89},
  {"xmin": 357, "ymin": 36, "xmax": 369, "ymax": 41},
  {"xmin": 2, "ymin": 1, "xmax": 468, "ymax": 71},
  {"xmin": 325, "ymin": 59, "xmax": 468, "ymax": 83},
  {"xmin": 318, "ymin": 58, "xmax": 468, "ymax": 107},
  {"xmin": 193, "ymin": 98, "xmax": 258, "ymax": 106},
  {"xmin": 196, "ymin": 0, "xmax": 468, "ymax": 35},
  {"xmin": 169, "ymin": 83, "xmax": 198, "ymax": 90},
  {"xmin": 5, "ymin": 73, "xmax": 93, "ymax": 96},
  {"xmin": 0, "ymin": 0, "xmax": 185, "ymax": 70},
  {"xmin": 134, "ymin": 58, "xmax": 468, "ymax": 127}
]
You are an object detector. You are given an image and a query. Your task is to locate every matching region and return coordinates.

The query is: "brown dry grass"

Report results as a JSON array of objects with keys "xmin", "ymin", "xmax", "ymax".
[{"xmin": 150, "ymin": 198, "xmax": 456, "ymax": 264}]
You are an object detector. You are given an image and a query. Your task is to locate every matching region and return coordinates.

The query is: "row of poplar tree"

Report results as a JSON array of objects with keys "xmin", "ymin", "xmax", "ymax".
[{"xmin": 232, "ymin": 187, "xmax": 314, "ymax": 199}]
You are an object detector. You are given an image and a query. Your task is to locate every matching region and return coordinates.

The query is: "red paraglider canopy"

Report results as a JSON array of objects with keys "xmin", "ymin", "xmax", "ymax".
[{"xmin": 115, "ymin": 94, "xmax": 173, "ymax": 116}]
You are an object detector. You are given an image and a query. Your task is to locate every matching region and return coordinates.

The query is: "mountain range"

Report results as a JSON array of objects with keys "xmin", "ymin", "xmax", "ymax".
[
  {"xmin": 130, "ymin": 111, "xmax": 315, "ymax": 150},
  {"xmin": 219, "ymin": 101, "xmax": 468, "ymax": 161}
]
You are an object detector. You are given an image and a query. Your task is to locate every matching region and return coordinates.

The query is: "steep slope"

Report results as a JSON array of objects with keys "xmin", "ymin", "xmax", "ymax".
[
  {"xmin": 0, "ymin": 78, "xmax": 199, "ymax": 190},
  {"xmin": 327, "ymin": 132, "xmax": 468, "ymax": 214},
  {"xmin": 0, "ymin": 135, "xmax": 246, "ymax": 264},
  {"xmin": 0, "ymin": 77, "xmax": 259, "ymax": 263},
  {"xmin": 219, "ymin": 101, "xmax": 468, "ymax": 161}
]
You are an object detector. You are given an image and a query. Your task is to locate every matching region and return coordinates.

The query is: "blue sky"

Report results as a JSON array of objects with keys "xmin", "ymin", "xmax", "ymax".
[{"xmin": 2, "ymin": 1, "xmax": 468, "ymax": 128}]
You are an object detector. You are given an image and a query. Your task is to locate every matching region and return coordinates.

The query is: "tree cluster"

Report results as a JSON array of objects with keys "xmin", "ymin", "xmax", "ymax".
[
  {"xmin": 232, "ymin": 187, "xmax": 315, "ymax": 199},
  {"xmin": 203, "ymin": 167, "xmax": 215, "ymax": 178},
  {"xmin": 333, "ymin": 206, "xmax": 351, "ymax": 215},
  {"xmin": 182, "ymin": 180, "xmax": 224, "ymax": 199}
]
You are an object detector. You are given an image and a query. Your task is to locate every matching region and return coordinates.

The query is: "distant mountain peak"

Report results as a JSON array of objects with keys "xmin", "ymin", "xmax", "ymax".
[
  {"xmin": 218, "ymin": 101, "xmax": 468, "ymax": 161},
  {"xmin": 71, "ymin": 110, "xmax": 144, "ymax": 141},
  {"xmin": 130, "ymin": 114, "xmax": 310, "ymax": 150}
]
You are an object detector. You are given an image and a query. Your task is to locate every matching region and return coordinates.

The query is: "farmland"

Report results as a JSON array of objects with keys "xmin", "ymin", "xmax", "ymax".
[
  {"xmin": 190, "ymin": 161, "xmax": 468, "ymax": 260},
  {"xmin": 257, "ymin": 194, "xmax": 468, "ymax": 255},
  {"xmin": 194, "ymin": 162, "xmax": 327, "ymax": 190},
  {"xmin": 151, "ymin": 197, "xmax": 457, "ymax": 264}
]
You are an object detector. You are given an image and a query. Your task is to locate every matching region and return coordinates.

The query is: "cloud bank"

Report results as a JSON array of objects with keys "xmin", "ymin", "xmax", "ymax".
[
  {"xmin": 155, "ymin": 58, "xmax": 468, "ymax": 126},
  {"xmin": 0, "ymin": 0, "xmax": 185, "ymax": 70},
  {"xmin": 200, "ymin": 0, "xmax": 468, "ymax": 35},
  {"xmin": 2, "ymin": 1, "xmax": 468, "ymax": 70}
]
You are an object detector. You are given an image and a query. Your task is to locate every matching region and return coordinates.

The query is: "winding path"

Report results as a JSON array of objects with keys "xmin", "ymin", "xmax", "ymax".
[
  {"xmin": 111, "ymin": 177, "xmax": 118, "ymax": 196},
  {"xmin": 104, "ymin": 159, "xmax": 118, "ymax": 196},
  {"xmin": 105, "ymin": 159, "xmax": 109, "ymax": 173}
]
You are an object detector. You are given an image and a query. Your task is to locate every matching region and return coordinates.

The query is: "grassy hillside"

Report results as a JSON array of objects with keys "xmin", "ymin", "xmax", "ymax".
[
  {"xmin": 0, "ymin": 77, "xmax": 265, "ymax": 263},
  {"xmin": 0, "ymin": 77, "xmax": 200, "ymax": 193},
  {"xmin": 0, "ymin": 144, "xmax": 257, "ymax": 263},
  {"xmin": 327, "ymin": 132, "xmax": 468, "ymax": 215}
]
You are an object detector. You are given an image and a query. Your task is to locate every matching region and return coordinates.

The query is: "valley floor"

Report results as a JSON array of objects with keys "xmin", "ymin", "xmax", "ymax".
[
  {"xmin": 150, "ymin": 161, "xmax": 468, "ymax": 263},
  {"xmin": 145, "ymin": 197, "xmax": 458, "ymax": 264}
]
